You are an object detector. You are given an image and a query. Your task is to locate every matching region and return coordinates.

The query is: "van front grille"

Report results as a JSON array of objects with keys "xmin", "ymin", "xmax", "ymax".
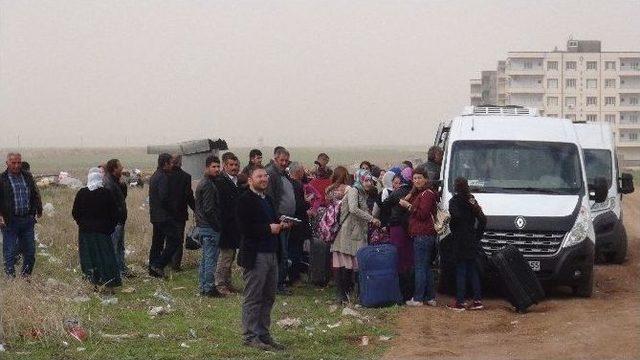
[{"xmin": 481, "ymin": 231, "xmax": 565, "ymax": 257}]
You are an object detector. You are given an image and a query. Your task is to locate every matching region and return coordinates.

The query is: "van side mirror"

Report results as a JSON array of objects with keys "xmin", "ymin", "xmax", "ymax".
[
  {"xmin": 589, "ymin": 177, "xmax": 608, "ymax": 203},
  {"xmin": 618, "ymin": 173, "xmax": 635, "ymax": 194}
]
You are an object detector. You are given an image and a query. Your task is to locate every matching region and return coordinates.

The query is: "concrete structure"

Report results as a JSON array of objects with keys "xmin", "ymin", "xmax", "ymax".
[
  {"xmin": 470, "ymin": 40, "xmax": 640, "ymax": 168},
  {"xmin": 147, "ymin": 138, "xmax": 228, "ymax": 180},
  {"xmin": 470, "ymin": 78, "xmax": 482, "ymax": 106}
]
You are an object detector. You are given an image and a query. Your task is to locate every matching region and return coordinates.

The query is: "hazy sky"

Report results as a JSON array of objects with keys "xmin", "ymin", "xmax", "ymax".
[{"xmin": 1, "ymin": 0, "xmax": 639, "ymax": 148}]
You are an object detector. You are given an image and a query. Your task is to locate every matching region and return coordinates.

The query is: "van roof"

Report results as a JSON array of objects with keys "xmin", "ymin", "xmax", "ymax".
[
  {"xmin": 448, "ymin": 116, "xmax": 579, "ymax": 144},
  {"xmin": 573, "ymin": 122, "xmax": 614, "ymax": 150}
]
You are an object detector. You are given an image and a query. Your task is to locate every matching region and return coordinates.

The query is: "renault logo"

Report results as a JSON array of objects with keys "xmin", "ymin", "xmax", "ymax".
[{"xmin": 514, "ymin": 216, "xmax": 527, "ymax": 230}]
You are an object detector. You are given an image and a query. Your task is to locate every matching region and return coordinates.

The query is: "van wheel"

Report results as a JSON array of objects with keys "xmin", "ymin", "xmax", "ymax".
[
  {"xmin": 607, "ymin": 229, "xmax": 628, "ymax": 264},
  {"xmin": 572, "ymin": 270, "xmax": 593, "ymax": 298}
]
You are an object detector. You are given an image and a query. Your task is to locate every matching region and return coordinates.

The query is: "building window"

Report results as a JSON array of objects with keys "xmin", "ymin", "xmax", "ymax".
[
  {"xmin": 630, "ymin": 114, "xmax": 640, "ymax": 122},
  {"xmin": 565, "ymin": 97, "xmax": 577, "ymax": 107},
  {"xmin": 566, "ymin": 61, "xmax": 577, "ymax": 70},
  {"xmin": 547, "ymin": 114, "xmax": 558, "ymax": 118},
  {"xmin": 547, "ymin": 61, "xmax": 558, "ymax": 70},
  {"xmin": 630, "ymin": 132, "xmax": 639, "ymax": 141},
  {"xmin": 605, "ymin": 79, "xmax": 616, "ymax": 88},
  {"xmin": 566, "ymin": 79, "xmax": 576, "ymax": 88},
  {"xmin": 523, "ymin": 61, "xmax": 533, "ymax": 69},
  {"xmin": 586, "ymin": 79, "xmax": 597, "ymax": 89},
  {"xmin": 631, "ymin": 97, "xmax": 639, "ymax": 105},
  {"xmin": 586, "ymin": 61, "xmax": 597, "ymax": 70},
  {"xmin": 566, "ymin": 114, "xmax": 576, "ymax": 121},
  {"xmin": 605, "ymin": 97, "xmax": 616, "ymax": 105},
  {"xmin": 605, "ymin": 61, "xmax": 616, "ymax": 70},
  {"xmin": 547, "ymin": 96, "xmax": 558, "ymax": 106},
  {"xmin": 605, "ymin": 114, "xmax": 616, "ymax": 123},
  {"xmin": 586, "ymin": 114, "xmax": 597, "ymax": 122},
  {"xmin": 547, "ymin": 79, "xmax": 558, "ymax": 89},
  {"xmin": 586, "ymin": 97, "xmax": 597, "ymax": 106}
]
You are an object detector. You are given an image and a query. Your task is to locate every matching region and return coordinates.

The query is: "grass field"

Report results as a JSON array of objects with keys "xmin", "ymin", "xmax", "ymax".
[{"xmin": 0, "ymin": 147, "xmax": 419, "ymax": 360}]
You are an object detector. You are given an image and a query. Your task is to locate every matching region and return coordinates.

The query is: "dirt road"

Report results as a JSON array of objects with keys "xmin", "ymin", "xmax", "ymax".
[{"xmin": 384, "ymin": 192, "xmax": 640, "ymax": 360}]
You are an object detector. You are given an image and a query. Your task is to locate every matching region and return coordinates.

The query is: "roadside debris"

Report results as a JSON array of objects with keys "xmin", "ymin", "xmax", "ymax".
[
  {"xmin": 72, "ymin": 295, "xmax": 91, "ymax": 303},
  {"xmin": 148, "ymin": 334, "xmax": 162, "ymax": 339},
  {"xmin": 379, "ymin": 335, "xmax": 392, "ymax": 341},
  {"xmin": 64, "ymin": 319, "xmax": 88, "ymax": 342},
  {"xmin": 327, "ymin": 321, "xmax": 342, "ymax": 329},
  {"xmin": 360, "ymin": 336, "xmax": 370, "ymax": 346},
  {"xmin": 154, "ymin": 289, "xmax": 174, "ymax": 303},
  {"xmin": 148, "ymin": 305, "xmax": 171, "ymax": 317},
  {"xmin": 101, "ymin": 297, "xmax": 118, "ymax": 306},
  {"xmin": 58, "ymin": 172, "xmax": 83, "ymax": 189},
  {"xmin": 328, "ymin": 304, "xmax": 338, "ymax": 313},
  {"xmin": 276, "ymin": 317, "xmax": 302, "ymax": 329},
  {"xmin": 121, "ymin": 287, "xmax": 136, "ymax": 294},
  {"xmin": 189, "ymin": 329, "xmax": 197, "ymax": 339},
  {"xmin": 341, "ymin": 307, "xmax": 361, "ymax": 318},
  {"xmin": 180, "ymin": 342, "xmax": 190, "ymax": 349},
  {"xmin": 100, "ymin": 333, "xmax": 133, "ymax": 341},
  {"xmin": 0, "ymin": 344, "xmax": 5, "ymax": 352}
]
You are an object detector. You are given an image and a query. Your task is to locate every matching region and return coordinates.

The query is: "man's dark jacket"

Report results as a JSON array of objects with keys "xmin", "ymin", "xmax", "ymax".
[
  {"xmin": 0, "ymin": 170, "xmax": 43, "ymax": 226},
  {"xmin": 264, "ymin": 161, "xmax": 287, "ymax": 212},
  {"xmin": 214, "ymin": 172, "xmax": 242, "ymax": 249},
  {"xmin": 381, "ymin": 184, "xmax": 412, "ymax": 227},
  {"xmin": 103, "ymin": 173, "xmax": 128, "ymax": 224},
  {"xmin": 290, "ymin": 179, "xmax": 312, "ymax": 240},
  {"xmin": 194, "ymin": 175, "xmax": 222, "ymax": 231},
  {"xmin": 149, "ymin": 168, "xmax": 173, "ymax": 223},
  {"xmin": 168, "ymin": 167, "xmax": 195, "ymax": 223},
  {"xmin": 236, "ymin": 190, "xmax": 277, "ymax": 270}
]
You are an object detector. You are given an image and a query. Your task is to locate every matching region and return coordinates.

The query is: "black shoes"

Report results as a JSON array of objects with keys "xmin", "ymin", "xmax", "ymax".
[
  {"xmin": 201, "ymin": 288, "xmax": 225, "ymax": 298},
  {"xmin": 260, "ymin": 336, "xmax": 285, "ymax": 351},
  {"xmin": 148, "ymin": 266, "xmax": 165, "ymax": 279},
  {"xmin": 243, "ymin": 337, "xmax": 285, "ymax": 351}
]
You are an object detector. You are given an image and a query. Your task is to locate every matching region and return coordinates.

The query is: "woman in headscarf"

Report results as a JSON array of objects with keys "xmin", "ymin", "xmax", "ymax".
[
  {"xmin": 72, "ymin": 168, "xmax": 121, "ymax": 292},
  {"xmin": 330, "ymin": 169, "xmax": 381, "ymax": 303},
  {"xmin": 382, "ymin": 166, "xmax": 415, "ymax": 300}
]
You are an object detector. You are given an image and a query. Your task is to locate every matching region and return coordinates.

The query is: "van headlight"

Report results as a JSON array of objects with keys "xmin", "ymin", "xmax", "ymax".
[
  {"xmin": 563, "ymin": 206, "xmax": 591, "ymax": 248},
  {"xmin": 590, "ymin": 197, "xmax": 614, "ymax": 213}
]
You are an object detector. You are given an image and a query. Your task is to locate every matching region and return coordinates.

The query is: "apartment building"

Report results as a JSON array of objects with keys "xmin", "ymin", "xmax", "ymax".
[{"xmin": 470, "ymin": 40, "xmax": 640, "ymax": 167}]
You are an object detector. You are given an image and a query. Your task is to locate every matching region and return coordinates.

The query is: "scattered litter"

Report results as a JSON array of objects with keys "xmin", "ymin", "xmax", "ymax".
[
  {"xmin": 148, "ymin": 306, "xmax": 169, "ymax": 317},
  {"xmin": 101, "ymin": 297, "xmax": 118, "ymax": 305},
  {"xmin": 329, "ymin": 305, "xmax": 338, "ymax": 313},
  {"xmin": 148, "ymin": 334, "xmax": 162, "ymax": 339},
  {"xmin": 360, "ymin": 336, "xmax": 370, "ymax": 346},
  {"xmin": 341, "ymin": 307, "xmax": 361, "ymax": 318},
  {"xmin": 172, "ymin": 287, "xmax": 186, "ymax": 291},
  {"xmin": 100, "ymin": 333, "xmax": 133, "ymax": 341},
  {"xmin": 314, "ymin": 299, "xmax": 321, "ymax": 304},
  {"xmin": 43, "ymin": 203, "xmax": 56, "ymax": 217},
  {"xmin": 64, "ymin": 319, "xmax": 88, "ymax": 342},
  {"xmin": 62, "ymin": 341, "xmax": 69, "ymax": 347},
  {"xmin": 276, "ymin": 317, "xmax": 302, "ymax": 329},
  {"xmin": 180, "ymin": 342, "xmax": 190, "ymax": 349},
  {"xmin": 0, "ymin": 344, "xmax": 5, "ymax": 352},
  {"xmin": 511, "ymin": 320, "xmax": 519, "ymax": 325},
  {"xmin": 304, "ymin": 326, "xmax": 315, "ymax": 332},
  {"xmin": 58, "ymin": 172, "xmax": 83, "ymax": 189},
  {"xmin": 189, "ymin": 329, "xmax": 197, "ymax": 339},
  {"xmin": 154, "ymin": 289, "xmax": 174, "ymax": 303},
  {"xmin": 72, "ymin": 295, "xmax": 91, "ymax": 303},
  {"xmin": 281, "ymin": 302, "xmax": 288, "ymax": 307},
  {"xmin": 327, "ymin": 322, "xmax": 342, "ymax": 329},
  {"xmin": 121, "ymin": 287, "xmax": 136, "ymax": 294},
  {"xmin": 38, "ymin": 243, "xmax": 48, "ymax": 249},
  {"xmin": 379, "ymin": 335, "xmax": 392, "ymax": 341},
  {"xmin": 77, "ymin": 348, "xmax": 86, "ymax": 352}
]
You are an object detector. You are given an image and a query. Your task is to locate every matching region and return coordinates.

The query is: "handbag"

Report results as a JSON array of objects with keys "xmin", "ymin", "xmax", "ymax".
[
  {"xmin": 426, "ymin": 190, "xmax": 450, "ymax": 236},
  {"xmin": 184, "ymin": 226, "xmax": 201, "ymax": 250}
]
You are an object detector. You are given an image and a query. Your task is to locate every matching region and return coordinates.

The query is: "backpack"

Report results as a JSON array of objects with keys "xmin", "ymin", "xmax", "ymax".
[{"xmin": 318, "ymin": 199, "xmax": 344, "ymax": 244}]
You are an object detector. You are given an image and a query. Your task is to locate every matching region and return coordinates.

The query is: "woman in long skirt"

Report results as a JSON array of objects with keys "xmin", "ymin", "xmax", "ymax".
[{"xmin": 72, "ymin": 168, "xmax": 121, "ymax": 291}]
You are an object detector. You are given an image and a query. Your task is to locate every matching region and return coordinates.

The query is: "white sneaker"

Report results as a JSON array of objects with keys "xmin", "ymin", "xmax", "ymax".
[
  {"xmin": 405, "ymin": 299, "xmax": 424, "ymax": 307},
  {"xmin": 426, "ymin": 299, "xmax": 437, "ymax": 307}
]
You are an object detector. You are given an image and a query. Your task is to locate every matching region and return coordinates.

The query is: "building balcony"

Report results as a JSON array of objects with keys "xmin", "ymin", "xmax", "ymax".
[
  {"xmin": 617, "ymin": 140, "xmax": 640, "ymax": 147},
  {"xmin": 618, "ymin": 123, "xmax": 640, "ymax": 129},
  {"xmin": 620, "ymin": 65, "xmax": 640, "ymax": 76},
  {"xmin": 507, "ymin": 86, "xmax": 545, "ymax": 94},
  {"xmin": 505, "ymin": 68, "xmax": 545, "ymax": 76}
]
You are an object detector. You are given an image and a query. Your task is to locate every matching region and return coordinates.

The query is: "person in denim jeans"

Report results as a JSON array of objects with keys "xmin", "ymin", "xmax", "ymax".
[
  {"xmin": 193, "ymin": 156, "xmax": 224, "ymax": 297},
  {"xmin": 400, "ymin": 168, "xmax": 439, "ymax": 306}
]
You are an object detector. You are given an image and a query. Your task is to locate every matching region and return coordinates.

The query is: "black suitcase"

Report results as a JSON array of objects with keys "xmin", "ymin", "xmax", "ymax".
[
  {"xmin": 309, "ymin": 237, "xmax": 331, "ymax": 286},
  {"xmin": 490, "ymin": 245, "xmax": 545, "ymax": 312}
]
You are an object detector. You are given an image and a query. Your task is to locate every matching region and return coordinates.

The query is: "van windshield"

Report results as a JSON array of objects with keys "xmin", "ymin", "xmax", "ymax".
[
  {"xmin": 448, "ymin": 141, "xmax": 583, "ymax": 195},
  {"xmin": 583, "ymin": 149, "xmax": 612, "ymax": 189}
]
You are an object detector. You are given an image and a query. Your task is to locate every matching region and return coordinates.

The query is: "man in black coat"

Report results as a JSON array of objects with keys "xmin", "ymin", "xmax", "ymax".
[
  {"xmin": 213, "ymin": 152, "xmax": 243, "ymax": 295},
  {"xmin": 169, "ymin": 155, "xmax": 195, "ymax": 271},
  {"xmin": 287, "ymin": 162, "xmax": 312, "ymax": 285},
  {"xmin": 236, "ymin": 166, "xmax": 289, "ymax": 351},
  {"xmin": 148, "ymin": 153, "xmax": 179, "ymax": 278},
  {"xmin": 0, "ymin": 152, "xmax": 42, "ymax": 277},
  {"xmin": 103, "ymin": 158, "xmax": 133, "ymax": 278}
]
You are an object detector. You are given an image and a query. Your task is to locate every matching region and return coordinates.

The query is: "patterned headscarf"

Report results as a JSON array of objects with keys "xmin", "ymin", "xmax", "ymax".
[
  {"xmin": 86, "ymin": 167, "xmax": 104, "ymax": 191},
  {"xmin": 400, "ymin": 167, "xmax": 413, "ymax": 186},
  {"xmin": 353, "ymin": 169, "xmax": 373, "ymax": 191}
]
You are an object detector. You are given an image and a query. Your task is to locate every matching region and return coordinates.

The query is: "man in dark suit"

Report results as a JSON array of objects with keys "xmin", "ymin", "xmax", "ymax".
[
  {"xmin": 213, "ymin": 152, "xmax": 242, "ymax": 295},
  {"xmin": 236, "ymin": 166, "xmax": 289, "ymax": 351},
  {"xmin": 148, "ymin": 153, "xmax": 178, "ymax": 278},
  {"xmin": 169, "ymin": 155, "xmax": 195, "ymax": 271}
]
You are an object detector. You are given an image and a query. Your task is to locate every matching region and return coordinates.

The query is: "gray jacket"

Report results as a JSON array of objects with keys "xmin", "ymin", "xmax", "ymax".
[
  {"xmin": 194, "ymin": 175, "xmax": 222, "ymax": 231},
  {"xmin": 330, "ymin": 186, "xmax": 373, "ymax": 257},
  {"xmin": 265, "ymin": 161, "xmax": 294, "ymax": 215}
]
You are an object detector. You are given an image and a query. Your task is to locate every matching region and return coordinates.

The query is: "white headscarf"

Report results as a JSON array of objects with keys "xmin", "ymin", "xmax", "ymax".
[{"xmin": 87, "ymin": 167, "xmax": 104, "ymax": 191}]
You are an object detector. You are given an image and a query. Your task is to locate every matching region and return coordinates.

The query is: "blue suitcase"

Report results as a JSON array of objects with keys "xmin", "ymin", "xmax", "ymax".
[{"xmin": 356, "ymin": 244, "xmax": 403, "ymax": 307}]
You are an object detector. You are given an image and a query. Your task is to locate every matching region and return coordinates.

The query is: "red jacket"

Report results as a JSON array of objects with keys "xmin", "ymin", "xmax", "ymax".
[
  {"xmin": 309, "ymin": 178, "xmax": 332, "ymax": 207},
  {"xmin": 408, "ymin": 189, "xmax": 438, "ymax": 237}
]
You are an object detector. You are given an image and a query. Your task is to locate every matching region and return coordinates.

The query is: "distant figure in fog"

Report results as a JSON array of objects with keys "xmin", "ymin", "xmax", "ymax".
[
  {"xmin": 103, "ymin": 158, "xmax": 133, "ymax": 278},
  {"xmin": 148, "ymin": 153, "xmax": 179, "ymax": 278},
  {"xmin": 447, "ymin": 177, "xmax": 486, "ymax": 312},
  {"xmin": 0, "ymin": 152, "xmax": 42, "ymax": 277},
  {"xmin": 72, "ymin": 168, "xmax": 121, "ymax": 292},
  {"xmin": 169, "ymin": 155, "xmax": 195, "ymax": 272}
]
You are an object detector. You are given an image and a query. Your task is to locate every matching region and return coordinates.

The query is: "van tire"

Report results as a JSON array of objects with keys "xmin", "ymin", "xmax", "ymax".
[
  {"xmin": 608, "ymin": 229, "xmax": 628, "ymax": 264},
  {"xmin": 572, "ymin": 270, "xmax": 593, "ymax": 298}
]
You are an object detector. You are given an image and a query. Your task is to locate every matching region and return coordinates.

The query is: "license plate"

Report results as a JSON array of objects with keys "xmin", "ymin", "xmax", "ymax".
[{"xmin": 528, "ymin": 261, "xmax": 541, "ymax": 272}]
